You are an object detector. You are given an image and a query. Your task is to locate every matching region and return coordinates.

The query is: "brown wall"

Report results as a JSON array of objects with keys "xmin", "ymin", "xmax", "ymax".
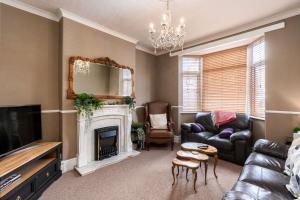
[
  {"xmin": 134, "ymin": 49, "xmax": 157, "ymax": 122},
  {"xmin": 0, "ymin": 4, "xmax": 60, "ymax": 141},
  {"xmin": 156, "ymin": 54, "xmax": 180, "ymax": 134},
  {"xmin": 60, "ymin": 18, "xmax": 136, "ymax": 159},
  {"xmin": 265, "ymin": 14, "xmax": 300, "ymax": 143}
]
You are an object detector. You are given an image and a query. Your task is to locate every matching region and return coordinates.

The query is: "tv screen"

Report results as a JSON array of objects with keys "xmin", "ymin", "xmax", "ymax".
[{"xmin": 0, "ymin": 105, "xmax": 42, "ymax": 157}]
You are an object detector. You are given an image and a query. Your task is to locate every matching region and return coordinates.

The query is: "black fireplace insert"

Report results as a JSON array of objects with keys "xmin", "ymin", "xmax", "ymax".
[{"xmin": 94, "ymin": 126, "xmax": 118, "ymax": 160}]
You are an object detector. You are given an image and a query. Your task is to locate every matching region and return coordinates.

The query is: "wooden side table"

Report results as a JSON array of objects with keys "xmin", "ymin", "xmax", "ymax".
[
  {"xmin": 172, "ymin": 158, "xmax": 200, "ymax": 192},
  {"xmin": 181, "ymin": 142, "xmax": 218, "ymax": 179},
  {"xmin": 176, "ymin": 150, "xmax": 209, "ymax": 184}
]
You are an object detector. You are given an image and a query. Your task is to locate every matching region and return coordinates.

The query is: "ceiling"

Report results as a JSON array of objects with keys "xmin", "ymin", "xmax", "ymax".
[{"xmin": 16, "ymin": 0, "xmax": 300, "ymax": 51}]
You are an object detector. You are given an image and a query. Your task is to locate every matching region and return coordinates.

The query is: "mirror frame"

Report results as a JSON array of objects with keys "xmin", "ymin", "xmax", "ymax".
[{"xmin": 67, "ymin": 56, "xmax": 135, "ymax": 99}]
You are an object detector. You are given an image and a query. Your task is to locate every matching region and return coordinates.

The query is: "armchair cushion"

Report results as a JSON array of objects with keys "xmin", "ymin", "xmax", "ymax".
[
  {"xmin": 253, "ymin": 139, "xmax": 288, "ymax": 160},
  {"xmin": 230, "ymin": 130, "xmax": 251, "ymax": 143},
  {"xmin": 149, "ymin": 129, "xmax": 173, "ymax": 138}
]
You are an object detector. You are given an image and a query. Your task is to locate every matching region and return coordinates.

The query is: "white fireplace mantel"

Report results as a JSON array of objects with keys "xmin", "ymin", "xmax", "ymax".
[{"xmin": 75, "ymin": 105, "xmax": 140, "ymax": 176}]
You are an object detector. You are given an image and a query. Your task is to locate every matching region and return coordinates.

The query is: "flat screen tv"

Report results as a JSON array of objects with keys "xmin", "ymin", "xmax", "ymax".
[{"xmin": 0, "ymin": 105, "xmax": 42, "ymax": 157}]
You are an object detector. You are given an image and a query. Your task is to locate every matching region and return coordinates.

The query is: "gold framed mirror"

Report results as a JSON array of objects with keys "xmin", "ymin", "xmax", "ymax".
[{"xmin": 67, "ymin": 56, "xmax": 135, "ymax": 99}]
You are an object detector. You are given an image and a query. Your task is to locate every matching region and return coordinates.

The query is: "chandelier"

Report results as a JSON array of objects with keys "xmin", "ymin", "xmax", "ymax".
[
  {"xmin": 74, "ymin": 60, "xmax": 90, "ymax": 74},
  {"xmin": 149, "ymin": 0, "xmax": 186, "ymax": 54}
]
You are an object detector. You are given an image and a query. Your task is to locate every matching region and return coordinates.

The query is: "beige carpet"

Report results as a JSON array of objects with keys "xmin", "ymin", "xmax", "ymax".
[{"xmin": 40, "ymin": 145, "xmax": 241, "ymax": 200}]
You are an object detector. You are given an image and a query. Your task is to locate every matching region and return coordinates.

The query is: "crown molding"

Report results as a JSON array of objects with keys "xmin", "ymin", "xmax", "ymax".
[
  {"xmin": 0, "ymin": 0, "xmax": 60, "ymax": 21},
  {"xmin": 58, "ymin": 8, "xmax": 138, "ymax": 44},
  {"xmin": 135, "ymin": 45, "xmax": 156, "ymax": 55}
]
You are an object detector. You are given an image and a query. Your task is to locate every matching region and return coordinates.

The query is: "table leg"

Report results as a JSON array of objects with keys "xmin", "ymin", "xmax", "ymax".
[
  {"xmin": 204, "ymin": 161, "xmax": 208, "ymax": 185},
  {"xmin": 176, "ymin": 166, "xmax": 180, "ymax": 177},
  {"xmin": 172, "ymin": 165, "xmax": 175, "ymax": 185},
  {"xmin": 213, "ymin": 154, "xmax": 218, "ymax": 179},
  {"xmin": 193, "ymin": 169, "xmax": 197, "ymax": 193},
  {"xmin": 186, "ymin": 168, "xmax": 189, "ymax": 182}
]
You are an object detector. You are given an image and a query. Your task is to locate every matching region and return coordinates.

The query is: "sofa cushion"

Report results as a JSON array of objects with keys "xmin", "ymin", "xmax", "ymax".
[
  {"xmin": 218, "ymin": 128, "xmax": 234, "ymax": 138},
  {"xmin": 245, "ymin": 152, "xmax": 285, "ymax": 172},
  {"xmin": 254, "ymin": 139, "xmax": 288, "ymax": 160},
  {"xmin": 230, "ymin": 181, "xmax": 294, "ymax": 200},
  {"xmin": 238, "ymin": 165, "xmax": 290, "ymax": 194},
  {"xmin": 191, "ymin": 123, "xmax": 205, "ymax": 133},
  {"xmin": 219, "ymin": 113, "xmax": 250, "ymax": 131},
  {"xmin": 207, "ymin": 135, "xmax": 233, "ymax": 151},
  {"xmin": 195, "ymin": 112, "xmax": 217, "ymax": 133}
]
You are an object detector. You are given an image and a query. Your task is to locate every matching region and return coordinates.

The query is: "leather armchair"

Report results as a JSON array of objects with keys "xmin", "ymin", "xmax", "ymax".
[
  {"xmin": 144, "ymin": 101, "xmax": 174, "ymax": 150},
  {"xmin": 181, "ymin": 112, "xmax": 252, "ymax": 165}
]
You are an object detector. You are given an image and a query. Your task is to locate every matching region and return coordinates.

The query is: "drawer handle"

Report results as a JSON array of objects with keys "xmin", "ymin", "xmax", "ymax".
[
  {"xmin": 46, "ymin": 172, "xmax": 50, "ymax": 177},
  {"xmin": 16, "ymin": 195, "xmax": 22, "ymax": 200}
]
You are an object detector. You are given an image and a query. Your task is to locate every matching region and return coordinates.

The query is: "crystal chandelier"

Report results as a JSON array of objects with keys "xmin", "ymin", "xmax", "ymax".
[
  {"xmin": 149, "ymin": 0, "xmax": 186, "ymax": 54},
  {"xmin": 74, "ymin": 60, "xmax": 90, "ymax": 74}
]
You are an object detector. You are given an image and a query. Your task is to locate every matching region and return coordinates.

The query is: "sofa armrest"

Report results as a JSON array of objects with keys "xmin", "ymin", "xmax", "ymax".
[
  {"xmin": 181, "ymin": 123, "xmax": 192, "ymax": 132},
  {"xmin": 230, "ymin": 130, "xmax": 251, "ymax": 143},
  {"xmin": 253, "ymin": 139, "xmax": 288, "ymax": 160}
]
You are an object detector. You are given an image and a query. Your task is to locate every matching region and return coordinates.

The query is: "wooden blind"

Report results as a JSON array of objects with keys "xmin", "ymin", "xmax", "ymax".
[
  {"xmin": 248, "ymin": 39, "xmax": 265, "ymax": 118},
  {"xmin": 201, "ymin": 46, "xmax": 247, "ymax": 112},
  {"xmin": 182, "ymin": 57, "xmax": 201, "ymax": 112}
]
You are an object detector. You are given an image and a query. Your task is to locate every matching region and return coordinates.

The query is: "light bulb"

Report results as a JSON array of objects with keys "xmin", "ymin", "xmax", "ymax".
[
  {"xmin": 149, "ymin": 23, "xmax": 154, "ymax": 29},
  {"xmin": 180, "ymin": 17, "xmax": 185, "ymax": 24},
  {"xmin": 162, "ymin": 14, "xmax": 167, "ymax": 21}
]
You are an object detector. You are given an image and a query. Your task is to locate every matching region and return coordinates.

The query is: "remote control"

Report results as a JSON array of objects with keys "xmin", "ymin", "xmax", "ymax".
[{"xmin": 0, "ymin": 174, "xmax": 21, "ymax": 191}]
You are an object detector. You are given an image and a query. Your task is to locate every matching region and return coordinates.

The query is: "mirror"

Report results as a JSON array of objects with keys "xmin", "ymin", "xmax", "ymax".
[{"xmin": 67, "ymin": 57, "xmax": 135, "ymax": 99}]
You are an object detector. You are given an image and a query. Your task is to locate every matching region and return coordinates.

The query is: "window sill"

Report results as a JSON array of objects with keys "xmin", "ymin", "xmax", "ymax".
[
  {"xmin": 180, "ymin": 111, "xmax": 199, "ymax": 114},
  {"xmin": 250, "ymin": 116, "xmax": 265, "ymax": 121}
]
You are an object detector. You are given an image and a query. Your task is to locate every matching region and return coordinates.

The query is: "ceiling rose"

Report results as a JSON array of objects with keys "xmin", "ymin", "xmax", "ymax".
[{"xmin": 148, "ymin": 0, "xmax": 186, "ymax": 54}]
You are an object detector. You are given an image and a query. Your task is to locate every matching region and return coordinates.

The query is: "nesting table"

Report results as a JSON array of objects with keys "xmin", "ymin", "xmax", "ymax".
[
  {"xmin": 171, "ymin": 142, "xmax": 218, "ymax": 192},
  {"xmin": 181, "ymin": 142, "xmax": 218, "ymax": 178}
]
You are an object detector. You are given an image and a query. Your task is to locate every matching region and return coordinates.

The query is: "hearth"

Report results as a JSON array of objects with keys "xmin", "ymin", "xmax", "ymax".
[{"xmin": 94, "ymin": 126, "xmax": 118, "ymax": 161}]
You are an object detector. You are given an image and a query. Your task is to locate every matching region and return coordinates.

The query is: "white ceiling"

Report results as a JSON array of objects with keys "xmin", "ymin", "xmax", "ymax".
[{"xmin": 16, "ymin": 0, "xmax": 300, "ymax": 51}]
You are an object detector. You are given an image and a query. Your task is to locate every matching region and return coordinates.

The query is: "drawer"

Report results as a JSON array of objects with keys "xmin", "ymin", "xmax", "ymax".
[
  {"xmin": 36, "ymin": 161, "xmax": 58, "ymax": 190},
  {"xmin": 5, "ymin": 180, "xmax": 34, "ymax": 200}
]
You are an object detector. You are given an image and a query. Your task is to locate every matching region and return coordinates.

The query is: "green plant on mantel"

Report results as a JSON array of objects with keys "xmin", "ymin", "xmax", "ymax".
[
  {"xmin": 121, "ymin": 96, "xmax": 136, "ymax": 111},
  {"xmin": 74, "ymin": 93, "xmax": 104, "ymax": 123},
  {"xmin": 293, "ymin": 126, "xmax": 300, "ymax": 133}
]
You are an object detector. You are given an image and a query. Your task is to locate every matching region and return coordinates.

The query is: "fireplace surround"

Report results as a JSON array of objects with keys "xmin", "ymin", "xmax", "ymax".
[{"xmin": 75, "ymin": 105, "xmax": 139, "ymax": 176}]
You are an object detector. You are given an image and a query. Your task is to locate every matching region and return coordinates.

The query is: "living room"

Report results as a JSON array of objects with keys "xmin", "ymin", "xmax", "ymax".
[{"xmin": 1, "ymin": 0, "xmax": 300, "ymax": 199}]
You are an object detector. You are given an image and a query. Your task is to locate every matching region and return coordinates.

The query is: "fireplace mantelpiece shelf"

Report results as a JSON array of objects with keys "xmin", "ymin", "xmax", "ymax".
[{"xmin": 75, "ymin": 105, "xmax": 140, "ymax": 176}]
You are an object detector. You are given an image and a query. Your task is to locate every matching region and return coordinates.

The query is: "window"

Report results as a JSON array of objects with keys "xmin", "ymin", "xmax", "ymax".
[
  {"xmin": 248, "ymin": 39, "xmax": 265, "ymax": 118},
  {"xmin": 201, "ymin": 47, "xmax": 247, "ymax": 112},
  {"xmin": 181, "ymin": 57, "xmax": 201, "ymax": 112}
]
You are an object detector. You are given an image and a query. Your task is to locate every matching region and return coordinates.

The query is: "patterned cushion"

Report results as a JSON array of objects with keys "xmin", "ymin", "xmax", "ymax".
[
  {"xmin": 285, "ymin": 145, "xmax": 300, "ymax": 176},
  {"xmin": 286, "ymin": 157, "xmax": 300, "ymax": 198}
]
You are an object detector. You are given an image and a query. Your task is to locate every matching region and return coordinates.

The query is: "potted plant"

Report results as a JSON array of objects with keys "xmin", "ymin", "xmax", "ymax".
[
  {"xmin": 121, "ymin": 96, "xmax": 136, "ymax": 112},
  {"xmin": 131, "ymin": 121, "xmax": 145, "ymax": 150},
  {"xmin": 293, "ymin": 126, "xmax": 300, "ymax": 139},
  {"xmin": 74, "ymin": 93, "xmax": 104, "ymax": 124}
]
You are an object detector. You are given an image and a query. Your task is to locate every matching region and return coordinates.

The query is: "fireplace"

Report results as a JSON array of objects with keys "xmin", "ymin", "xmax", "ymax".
[{"xmin": 94, "ymin": 126, "xmax": 118, "ymax": 161}]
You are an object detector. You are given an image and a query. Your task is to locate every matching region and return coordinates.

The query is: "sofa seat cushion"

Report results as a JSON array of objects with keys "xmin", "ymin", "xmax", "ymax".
[
  {"xmin": 238, "ymin": 165, "xmax": 290, "ymax": 194},
  {"xmin": 230, "ymin": 181, "xmax": 294, "ymax": 200},
  {"xmin": 149, "ymin": 129, "xmax": 173, "ymax": 138},
  {"xmin": 245, "ymin": 152, "xmax": 285, "ymax": 172},
  {"xmin": 188, "ymin": 131, "xmax": 215, "ymax": 143},
  {"xmin": 207, "ymin": 135, "xmax": 233, "ymax": 151}
]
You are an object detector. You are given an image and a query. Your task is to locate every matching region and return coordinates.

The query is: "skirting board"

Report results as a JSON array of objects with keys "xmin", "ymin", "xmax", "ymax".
[
  {"xmin": 174, "ymin": 135, "xmax": 181, "ymax": 143},
  {"xmin": 61, "ymin": 157, "xmax": 77, "ymax": 173}
]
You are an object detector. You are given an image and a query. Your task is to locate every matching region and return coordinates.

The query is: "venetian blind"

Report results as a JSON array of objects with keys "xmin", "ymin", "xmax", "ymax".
[
  {"xmin": 202, "ymin": 46, "xmax": 247, "ymax": 112},
  {"xmin": 182, "ymin": 57, "xmax": 201, "ymax": 112},
  {"xmin": 248, "ymin": 39, "xmax": 265, "ymax": 118}
]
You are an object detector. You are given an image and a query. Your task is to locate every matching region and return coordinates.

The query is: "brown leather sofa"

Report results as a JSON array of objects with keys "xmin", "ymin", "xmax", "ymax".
[
  {"xmin": 144, "ymin": 101, "xmax": 175, "ymax": 150},
  {"xmin": 181, "ymin": 112, "xmax": 252, "ymax": 165},
  {"xmin": 223, "ymin": 139, "xmax": 293, "ymax": 200}
]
